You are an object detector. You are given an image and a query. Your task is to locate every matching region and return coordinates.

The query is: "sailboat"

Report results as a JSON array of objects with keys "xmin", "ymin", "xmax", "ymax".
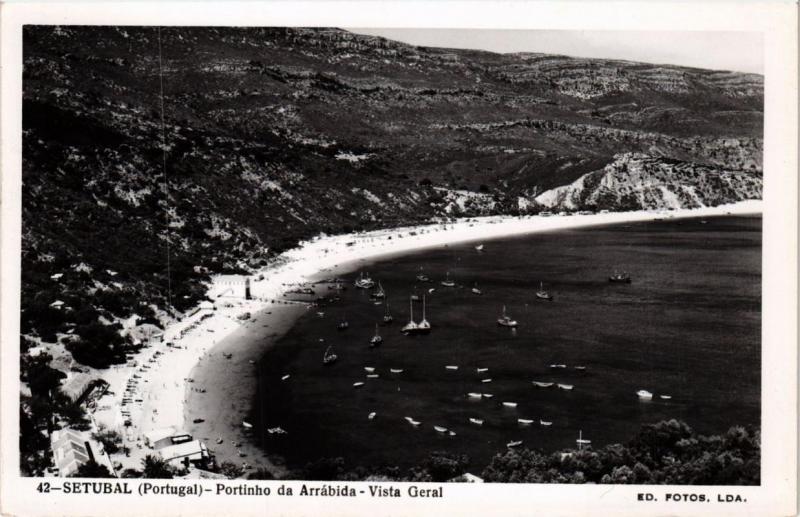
[
  {"xmin": 417, "ymin": 295, "xmax": 431, "ymax": 333},
  {"xmin": 370, "ymin": 324, "xmax": 383, "ymax": 347},
  {"xmin": 416, "ymin": 267, "xmax": 430, "ymax": 282},
  {"xmin": 355, "ymin": 272, "xmax": 375, "ymax": 289},
  {"xmin": 475, "ymin": 244, "xmax": 484, "ymax": 252},
  {"xmin": 370, "ymin": 281, "xmax": 386, "ymax": 300},
  {"xmin": 497, "ymin": 305, "xmax": 518, "ymax": 327},
  {"xmin": 382, "ymin": 301, "xmax": 393, "ymax": 325},
  {"xmin": 322, "ymin": 345, "xmax": 337, "ymax": 365},
  {"xmin": 471, "ymin": 282, "xmax": 482, "ymax": 295},
  {"xmin": 337, "ymin": 315, "xmax": 349, "ymax": 331},
  {"xmin": 441, "ymin": 272, "xmax": 455, "ymax": 287},
  {"xmin": 535, "ymin": 281, "xmax": 553, "ymax": 301},
  {"xmin": 401, "ymin": 296, "xmax": 419, "ymax": 334}
]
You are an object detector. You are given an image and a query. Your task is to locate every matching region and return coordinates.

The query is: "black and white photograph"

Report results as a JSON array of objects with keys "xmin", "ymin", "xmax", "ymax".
[{"xmin": 0, "ymin": 2, "xmax": 796, "ymax": 516}]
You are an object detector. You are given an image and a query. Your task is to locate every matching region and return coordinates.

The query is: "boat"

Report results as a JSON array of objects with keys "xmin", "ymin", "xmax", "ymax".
[
  {"xmin": 539, "ymin": 420, "xmax": 552, "ymax": 426},
  {"xmin": 368, "ymin": 412, "xmax": 376, "ymax": 420},
  {"xmin": 382, "ymin": 301, "xmax": 393, "ymax": 325},
  {"xmin": 355, "ymin": 272, "xmax": 375, "ymax": 289},
  {"xmin": 471, "ymin": 282, "xmax": 482, "ymax": 295},
  {"xmin": 416, "ymin": 296, "xmax": 431, "ymax": 333},
  {"xmin": 390, "ymin": 368, "xmax": 404, "ymax": 374},
  {"xmin": 416, "ymin": 268, "xmax": 430, "ymax": 282},
  {"xmin": 441, "ymin": 272, "xmax": 455, "ymax": 288},
  {"xmin": 448, "ymin": 431, "xmax": 457, "ymax": 437},
  {"xmin": 574, "ymin": 366, "xmax": 587, "ymax": 371},
  {"xmin": 532, "ymin": 381, "xmax": 554, "ymax": 388},
  {"xmin": 637, "ymin": 389, "xmax": 653, "ymax": 400},
  {"xmin": 609, "ymin": 271, "xmax": 632, "ymax": 283},
  {"xmin": 364, "ymin": 367, "xmax": 375, "ymax": 373},
  {"xmin": 401, "ymin": 296, "xmax": 419, "ymax": 334},
  {"xmin": 445, "ymin": 365, "xmax": 459, "ymax": 370},
  {"xmin": 497, "ymin": 306, "xmax": 518, "ymax": 327},
  {"xmin": 242, "ymin": 421, "xmax": 253, "ymax": 429},
  {"xmin": 549, "ymin": 364, "xmax": 567, "ymax": 369},
  {"xmin": 434, "ymin": 426, "xmax": 448, "ymax": 434},
  {"xmin": 502, "ymin": 402, "xmax": 518, "ymax": 408},
  {"xmin": 337, "ymin": 317, "xmax": 349, "ymax": 331},
  {"xmin": 576, "ymin": 430, "xmax": 591, "ymax": 449},
  {"xmin": 370, "ymin": 282, "xmax": 386, "ymax": 300},
  {"xmin": 281, "ymin": 374, "xmax": 291, "ymax": 381},
  {"xmin": 535, "ymin": 282, "xmax": 553, "ymax": 301},
  {"xmin": 557, "ymin": 384, "xmax": 574, "ymax": 391},
  {"xmin": 469, "ymin": 418, "xmax": 484, "ymax": 425},
  {"xmin": 366, "ymin": 374, "xmax": 380, "ymax": 379},
  {"xmin": 659, "ymin": 395, "xmax": 672, "ymax": 400},
  {"xmin": 476, "ymin": 367, "xmax": 488, "ymax": 373},
  {"xmin": 475, "ymin": 244, "xmax": 484, "ymax": 252},
  {"xmin": 481, "ymin": 378, "xmax": 492, "ymax": 383},
  {"xmin": 409, "ymin": 420, "xmax": 421, "ymax": 427},
  {"xmin": 404, "ymin": 416, "xmax": 415, "ymax": 423},
  {"xmin": 322, "ymin": 345, "xmax": 337, "ymax": 365},
  {"xmin": 518, "ymin": 418, "xmax": 534, "ymax": 425},
  {"xmin": 507, "ymin": 440, "xmax": 523, "ymax": 448},
  {"xmin": 468, "ymin": 392, "xmax": 482, "ymax": 398},
  {"xmin": 369, "ymin": 325, "xmax": 383, "ymax": 347},
  {"xmin": 353, "ymin": 382, "xmax": 365, "ymax": 388},
  {"xmin": 481, "ymin": 393, "xmax": 493, "ymax": 399}
]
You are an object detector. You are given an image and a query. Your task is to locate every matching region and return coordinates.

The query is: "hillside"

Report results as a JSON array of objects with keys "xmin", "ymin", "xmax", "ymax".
[{"xmin": 21, "ymin": 26, "xmax": 763, "ymax": 363}]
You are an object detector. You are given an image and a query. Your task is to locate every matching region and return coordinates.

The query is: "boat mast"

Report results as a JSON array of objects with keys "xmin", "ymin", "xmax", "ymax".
[{"xmin": 409, "ymin": 296, "xmax": 414, "ymax": 324}]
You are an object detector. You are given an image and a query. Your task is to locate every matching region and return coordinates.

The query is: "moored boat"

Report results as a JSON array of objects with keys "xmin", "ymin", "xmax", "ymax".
[
  {"xmin": 549, "ymin": 364, "xmax": 567, "ymax": 369},
  {"xmin": 469, "ymin": 418, "xmax": 484, "ymax": 425},
  {"xmin": 481, "ymin": 393, "xmax": 493, "ymax": 399},
  {"xmin": 353, "ymin": 381, "xmax": 365, "ymax": 388},
  {"xmin": 481, "ymin": 378, "xmax": 492, "ymax": 383},
  {"xmin": 445, "ymin": 365, "xmax": 459, "ymax": 370},
  {"xmin": 382, "ymin": 301, "xmax": 393, "ymax": 325},
  {"xmin": 441, "ymin": 272, "xmax": 455, "ymax": 287},
  {"xmin": 434, "ymin": 426, "xmax": 448, "ymax": 434},
  {"xmin": 532, "ymin": 381, "xmax": 554, "ymax": 388},
  {"xmin": 369, "ymin": 325, "xmax": 383, "ymax": 347},
  {"xmin": 576, "ymin": 430, "xmax": 591, "ymax": 449},
  {"xmin": 502, "ymin": 402, "xmax": 518, "ymax": 408},
  {"xmin": 475, "ymin": 244, "xmax": 484, "ymax": 252},
  {"xmin": 370, "ymin": 282, "xmax": 386, "ymax": 300},
  {"xmin": 507, "ymin": 440, "xmax": 523, "ymax": 448},
  {"xmin": 637, "ymin": 389, "xmax": 653, "ymax": 400},
  {"xmin": 557, "ymin": 384, "xmax": 574, "ymax": 391},
  {"xmin": 368, "ymin": 412, "xmax": 376, "ymax": 420},
  {"xmin": 468, "ymin": 392, "xmax": 482, "ymax": 398},
  {"xmin": 518, "ymin": 418, "xmax": 534, "ymax": 425},
  {"xmin": 535, "ymin": 281, "xmax": 553, "ymax": 301},
  {"xmin": 539, "ymin": 420, "xmax": 552, "ymax": 426},
  {"xmin": 497, "ymin": 305, "xmax": 518, "ymax": 327},
  {"xmin": 355, "ymin": 272, "xmax": 375, "ymax": 289},
  {"xmin": 390, "ymin": 368, "xmax": 404, "ymax": 374},
  {"xmin": 609, "ymin": 271, "xmax": 632, "ymax": 283},
  {"xmin": 476, "ymin": 367, "xmax": 488, "ymax": 373},
  {"xmin": 364, "ymin": 367, "xmax": 375, "ymax": 373},
  {"xmin": 323, "ymin": 345, "xmax": 337, "ymax": 365},
  {"xmin": 366, "ymin": 374, "xmax": 379, "ymax": 379},
  {"xmin": 471, "ymin": 282, "xmax": 482, "ymax": 295},
  {"xmin": 659, "ymin": 394, "xmax": 672, "ymax": 400}
]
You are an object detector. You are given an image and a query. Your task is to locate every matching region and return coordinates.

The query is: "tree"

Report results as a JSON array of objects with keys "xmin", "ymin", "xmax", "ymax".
[
  {"xmin": 218, "ymin": 461, "xmax": 244, "ymax": 479},
  {"xmin": 71, "ymin": 461, "xmax": 114, "ymax": 478},
  {"xmin": 141, "ymin": 454, "xmax": 175, "ymax": 479}
]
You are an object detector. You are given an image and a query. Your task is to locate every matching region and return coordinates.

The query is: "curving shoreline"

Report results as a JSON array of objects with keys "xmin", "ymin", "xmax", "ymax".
[{"xmin": 107, "ymin": 201, "xmax": 762, "ymax": 475}]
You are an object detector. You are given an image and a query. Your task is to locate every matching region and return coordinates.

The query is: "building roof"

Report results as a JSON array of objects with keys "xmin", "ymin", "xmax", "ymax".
[
  {"xmin": 143, "ymin": 427, "xmax": 177, "ymax": 445},
  {"xmin": 159, "ymin": 440, "xmax": 209, "ymax": 463},
  {"xmin": 51, "ymin": 429, "xmax": 91, "ymax": 477}
]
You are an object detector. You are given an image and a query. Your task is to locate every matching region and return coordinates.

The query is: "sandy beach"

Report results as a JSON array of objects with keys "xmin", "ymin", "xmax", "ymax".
[{"xmin": 97, "ymin": 200, "xmax": 762, "ymax": 474}]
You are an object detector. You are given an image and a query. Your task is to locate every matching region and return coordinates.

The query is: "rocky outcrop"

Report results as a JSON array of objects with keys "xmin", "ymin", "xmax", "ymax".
[{"xmin": 534, "ymin": 153, "xmax": 762, "ymax": 211}]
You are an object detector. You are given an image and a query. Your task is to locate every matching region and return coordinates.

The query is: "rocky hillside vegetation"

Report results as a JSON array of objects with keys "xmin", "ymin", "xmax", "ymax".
[{"xmin": 21, "ymin": 26, "xmax": 763, "ymax": 366}]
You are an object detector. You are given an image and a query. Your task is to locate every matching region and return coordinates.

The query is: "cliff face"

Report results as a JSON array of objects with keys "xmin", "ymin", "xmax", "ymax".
[
  {"xmin": 534, "ymin": 153, "xmax": 762, "ymax": 211},
  {"xmin": 21, "ymin": 26, "xmax": 762, "ymax": 348}
]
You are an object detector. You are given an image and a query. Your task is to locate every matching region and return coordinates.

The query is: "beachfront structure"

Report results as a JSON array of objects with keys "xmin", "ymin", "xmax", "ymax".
[
  {"xmin": 50, "ymin": 428, "xmax": 115, "ymax": 477},
  {"xmin": 158, "ymin": 439, "xmax": 212, "ymax": 469},
  {"xmin": 211, "ymin": 275, "xmax": 252, "ymax": 299},
  {"xmin": 143, "ymin": 427, "xmax": 194, "ymax": 450}
]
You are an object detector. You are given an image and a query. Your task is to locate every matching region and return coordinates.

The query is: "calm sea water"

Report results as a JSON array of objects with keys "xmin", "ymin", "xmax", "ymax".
[{"xmin": 251, "ymin": 215, "xmax": 761, "ymax": 472}]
